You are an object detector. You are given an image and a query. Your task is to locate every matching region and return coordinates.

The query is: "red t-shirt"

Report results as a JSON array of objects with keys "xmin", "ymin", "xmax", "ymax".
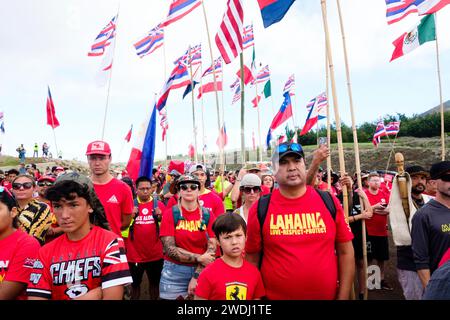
[
  {"xmin": 235, "ymin": 185, "xmax": 271, "ymax": 208},
  {"xmin": 195, "ymin": 258, "xmax": 265, "ymax": 300},
  {"xmin": 167, "ymin": 190, "xmax": 225, "ymax": 218},
  {"xmin": 364, "ymin": 189, "xmax": 390, "ymax": 236},
  {"xmin": 125, "ymin": 199, "xmax": 166, "ymax": 263},
  {"xmin": 159, "ymin": 206, "xmax": 215, "ymax": 266},
  {"xmin": 93, "ymin": 178, "xmax": 134, "ymax": 236},
  {"xmin": 0, "ymin": 230, "xmax": 40, "ymax": 300},
  {"xmin": 438, "ymin": 248, "xmax": 450, "ymax": 268},
  {"xmin": 246, "ymin": 186, "xmax": 353, "ymax": 300},
  {"xmin": 27, "ymin": 226, "xmax": 133, "ymax": 300}
]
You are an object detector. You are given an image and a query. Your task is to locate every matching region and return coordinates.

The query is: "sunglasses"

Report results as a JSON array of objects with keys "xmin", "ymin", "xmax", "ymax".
[
  {"xmin": 276, "ymin": 143, "xmax": 304, "ymax": 155},
  {"xmin": 440, "ymin": 174, "xmax": 450, "ymax": 182},
  {"xmin": 179, "ymin": 184, "xmax": 199, "ymax": 191},
  {"xmin": 12, "ymin": 182, "xmax": 34, "ymax": 190},
  {"xmin": 38, "ymin": 181, "xmax": 54, "ymax": 187},
  {"xmin": 241, "ymin": 186, "xmax": 261, "ymax": 194}
]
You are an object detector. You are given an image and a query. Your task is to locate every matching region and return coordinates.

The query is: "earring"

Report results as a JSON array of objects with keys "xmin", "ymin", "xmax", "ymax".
[{"xmin": 88, "ymin": 209, "xmax": 93, "ymax": 213}]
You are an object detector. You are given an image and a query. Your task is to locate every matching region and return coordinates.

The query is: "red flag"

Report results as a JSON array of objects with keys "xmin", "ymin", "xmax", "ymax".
[
  {"xmin": 46, "ymin": 86, "xmax": 60, "ymax": 129},
  {"xmin": 197, "ymin": 80, "xmax": 223, "ymax": 99},
  {"xmin": 236, "ymin": 65, "xmax": 254, "ymax": 85},
  {"xmin": 252, "ymin": 95, "xmax": 261, "ymax": 108},
  {"xmin": 188, "ymin": 144, "xmax": 195, "ymax": 159},
  {"xmin": 215, "ymin": 0, "xmax": 243, "ymax": 64},
  {"xmin": 124, "ymin": 125, "xmax": 133, "ymax": 142},
  {"xmin": 216, "ymin": 124, "xmax": 228, "ymax": 149}
]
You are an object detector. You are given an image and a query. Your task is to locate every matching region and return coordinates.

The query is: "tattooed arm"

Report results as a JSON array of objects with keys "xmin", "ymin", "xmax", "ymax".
[{"xmin": 161, "ymin": 236, "xmax": 216, "ymax": 265}]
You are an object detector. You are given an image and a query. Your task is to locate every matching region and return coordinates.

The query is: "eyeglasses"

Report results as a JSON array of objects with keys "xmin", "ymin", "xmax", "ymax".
[
  {"xmin": 440, "ymin": 174, "xmax": 450, "ymax": 182},
  {"xmin": 179, "ymin": 184, "xmax": 199, "ymax": 191},
  {"xmin": 275, "ymin": 143, "xmax": 304, "ymax": 155},
  {"xmin": 38, "ymin": 181, "xmax": 54, "ymax": 187},
  {"xmin": 241, "ymin": 186, "xmax": 261, "ymax": 194},
  {"xmin": 12, "ymin": 182, "xmax": 34, "ymax": 190}
]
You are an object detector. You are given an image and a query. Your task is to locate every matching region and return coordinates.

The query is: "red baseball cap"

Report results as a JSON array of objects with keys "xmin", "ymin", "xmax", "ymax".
[
  {"xmin": 38, "ymin": 175, "xmax": 56, "ymax": 183},
  {"xmin": 86, "ymin": 140, "xmax": 111, "ymax": 156}
]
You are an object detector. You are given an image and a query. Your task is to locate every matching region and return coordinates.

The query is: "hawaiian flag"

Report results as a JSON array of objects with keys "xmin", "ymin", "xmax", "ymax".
[
  {"xmin": 155, "ymin": 63, "xmax": 190, "ymax": 112},
  {"xmin": 385, "ymin": 0, "xmax": 450, "ymax": 25},
  {"xmin": 216, "ymin": 124, "xmax": 228, "ymax": 148},
  {"xmin": 215, "ymin": 0, "xmax": 244, "ymax": 64},
  {"xmin": 257, "ymin": 0, "xmax": 296, "ymax": 28},
  {"xmin": 162, "ymin": 0, "xmax": 202, "ymax": 28},
  {"xmin": 372, "ymin": 119, "xmax": 387, "ymax": 147},
  {"xmin": 126, "ymin": 105, "xmax": 157, "ymax": 180},
  {"xmin": 269, "ymin": 92, "xmax": 293, "ymax": 130},
  {"xmin": 242, "ymin": 25, "xmax": 254, "ymax": 49},
  {"xmin": 300, "ymin": 92, "xmax": 327, "ymax": 136},
  {"xmin": 174, "ymin": 44, "xmax": 202, "ymax": 67},
  {"xmin": 386, "ymin": 121, "xmax": 401, "ymax": 136},
  {"xmin": 46, "ymin": 86, "xmax": 60, "ymax": 129},
  {"xmin": 283, "ymin": 74, "xmax": 295, "ymax": 96},
  {"xmin": 160, "ymin": 109, "xmax": 169, "ymax": 141},
  {"xmin": 202, "ymin": 57, "xmax": 222, "ymax": 77},
  {"xmin": 230, "ymin": 79, "xmax": 241, "ymax": 104},
  {"xmin": 252, "ymin": 65, "xmax": 270, "ymax": 85},
  {"xmin": 124, "ymin": 125, "xmax": 133, "ymax": 142},
  {"xmin": 87, "ymin": 15, "xmax": 117, "ymax": 57},
  {"xmin": 197, "ymin": 58, "xmax": 223, "ymax": 99},
  {"xmin": 134, "ymin": 24, "xmax": 164, "ymax": 58}
]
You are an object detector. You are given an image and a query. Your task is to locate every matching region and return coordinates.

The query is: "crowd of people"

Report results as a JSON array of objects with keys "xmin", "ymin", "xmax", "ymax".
[
  {"xmin": 14, "ymin": 142, "xmax": 52, "ymax": 162},
  {"xmin": 0, "ymin": 139, "xmax": 449, "ymax": 300}
]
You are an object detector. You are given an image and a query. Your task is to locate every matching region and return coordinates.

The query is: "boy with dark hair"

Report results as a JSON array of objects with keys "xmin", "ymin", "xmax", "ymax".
[
  {"xmin": 194, "ymin": 213, "xmax": 265, "ymax": 300},
  {"xmin": 27, "ymin": 173, "xmax": 132, "ymax": 300}
]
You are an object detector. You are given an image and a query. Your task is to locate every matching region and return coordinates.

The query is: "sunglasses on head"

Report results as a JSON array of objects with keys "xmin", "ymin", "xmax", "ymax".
[
  {"xmin": 38, "ymin": 181, "xmax": 54, "ymax": 187},
  {"xmin": 439, "ymin": 174, "xmax": 450, "ymax": 182},
  {"xmin": 276, "ymin": 143, "xmax": 304, "ymax": 155},
  {"xmin": 240, "ymin": 186, "xmax": 261, "ymax": 194},
  {"xmin": 179, "ymin": 184, "xmax": 199, "ymax": 191},
  {"xmin": 12, "ymin": 182, "xmax": 34, "ymax": 190}
]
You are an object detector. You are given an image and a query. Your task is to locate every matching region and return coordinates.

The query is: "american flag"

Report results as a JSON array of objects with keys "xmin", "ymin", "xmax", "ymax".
[
  {"xmin": 174, "ymin": 44, "xmax": 202, "ymax": 67},
  {"xmin": 88, "ymin": 15, "xmax": 117, "ymax": 57},
  {"xmin": 242, "ymin": 24, "xmax": 254, "ymax": 49},
  {"xmin": 162, "ymin": 0, "xmax": 202, "ymax": 28},
  {"xmin": 202, "ymin": 57, "xmax": 222, "ymax": 77},
  {"xmin": 160, "ymin": 109, "xmax": 169, "ymax": 141},
  {"xmin": 385, "ymin": 0, "xmax": 450, "ymax": 25},
  {"xmin": 134, "ymin": 24, "xmax": 164, "ymax": 58},
  {"xmin": 215, "ymin": 0, "xmax": 243, "ymax": 64},
  {"xmin": 252, "ymin": 65, "xmax": 270, "ymax": 85},
  {"xmin": 283, "ymin": 74, "xmax": 295, "ymax": 96}
]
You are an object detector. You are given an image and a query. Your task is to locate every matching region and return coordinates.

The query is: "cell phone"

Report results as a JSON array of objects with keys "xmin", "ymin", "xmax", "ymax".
[{"xmin": 318, "ymin": 137, "xmax": 327, "ymax": 146}]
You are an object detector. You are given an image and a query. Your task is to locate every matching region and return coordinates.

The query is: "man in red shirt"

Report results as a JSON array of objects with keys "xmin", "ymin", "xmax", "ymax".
[
  {"xmin": 364, "ymin": 172, "xmax": 392, "ymax": 290},
  {"xmin": 86, "ymin": 140, "xmax": 134, "ymax": 237},
  {"xmin": 246, "ymin": 142, "xmax": 355, "ymax": 300}
]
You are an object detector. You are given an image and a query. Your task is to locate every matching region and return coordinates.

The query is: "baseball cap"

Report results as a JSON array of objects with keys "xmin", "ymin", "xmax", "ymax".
[
  {"xmin": 169, "ymin": 169, "xmax": 182, "ymax": 177},
  {"xmin": 176, "ymin": 174, "xmax": 201, "ymax": 189},
  {"xmin": 244, "ymin": 163, "xmax": 261, "ymax": 172},
  {"xmin": 240, "ymin": 173, "xmax": 261, "ymax": 187},
  {"xmin": 271, "ymin": 142, "xmax": 304, "ymax": 164},
  {"xmin": 38, "ymin": 175, "xmax": 56, "ymax": 183},
  {"xmin": 405, "ymin": 165, "xmax": 430, "ymax": 178},
  {"xmin": 430, "ymin": 161, "xmax": 450, "ymax": 180},
  {"xmin": 55, "ymin": 166, "xmax": 64, "ymax": 171},
  {"xmin": 86, "ymin": 140, "xmax": 111, "ymax": 156},
  {"xmin": 188, "ymin": 163, "xmax": 207, "ymax": 174}
]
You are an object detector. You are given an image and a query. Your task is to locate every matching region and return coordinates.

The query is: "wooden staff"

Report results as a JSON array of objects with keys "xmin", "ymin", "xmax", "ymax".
[
  {"xmin": 395, "ymin": 153, "xmax": 411, "ymax": 225},
  {"xmin": 434, "ymin": 13, "xmax": 446, "ymax": 160},
  {"xmin": 187, "ymin": 47, "xmax": 199, "ymax": 163},
  {"xmin": 320, "ymin": 0, "xmax": 348, "ymax": 216},
  {"xmin": 325, "ymin": 35, "xmax": 331, "ymax": 192},
  {"xmin": 336, "ymin": 0, "xmax": 368, "ymax": 299}
]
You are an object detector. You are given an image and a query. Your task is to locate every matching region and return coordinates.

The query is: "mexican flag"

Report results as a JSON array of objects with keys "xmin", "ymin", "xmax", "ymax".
[{"xmin": 390, "ymin": 14, "xmax": 436, "ymax": 62}]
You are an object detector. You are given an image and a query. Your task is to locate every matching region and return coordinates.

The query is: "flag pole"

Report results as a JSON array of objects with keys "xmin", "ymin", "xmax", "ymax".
[
  {"xmin": 325, "ymin": 46, "xmax": 332, "ymax": 192},
  {"xmin": 200, "ymin": 61, "xmax": 207, "ymax": 164},
  {"xmin": 320, "ymin": 0, "xmax": 349, "ymax": 218},
  {"xmin": 162, "ymin": 38, "xmax": 169, "ymax": 167},
  {"xmin": 47, "ymin": 86, "xmax": 60, "ymax": 157},
  {"xmin": 239, "ymin": 53, "xmax": 246, "ymax": 165},
  {"xmin": 201, "ymin": 1, "xmax": 224, "ymax": 170},
  {"xmin": 188, "ymin": 48, "xmax": 199, "ymax": 163},
  {"xmin": 434, "ymin": 13, "xmax": 445, "ymax": 160},
  {"xmin": 336, "ymin": 0, "xmax": 367, "ymax": 299}
]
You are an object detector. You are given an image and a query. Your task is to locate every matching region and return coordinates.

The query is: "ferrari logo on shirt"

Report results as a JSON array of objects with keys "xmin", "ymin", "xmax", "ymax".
[
  {"xmin": 269, "ymin": 212, "xmax": 326, "ymax": 236},
  {"xmin": 226, "ymin": 282, "xmax": 247, "ymax": 300}
]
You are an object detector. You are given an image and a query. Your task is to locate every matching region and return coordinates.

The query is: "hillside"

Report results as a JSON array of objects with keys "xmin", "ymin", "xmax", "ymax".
[{"xmin": 419, "ymin": 100, "xmax": 450, "ymax": 116}]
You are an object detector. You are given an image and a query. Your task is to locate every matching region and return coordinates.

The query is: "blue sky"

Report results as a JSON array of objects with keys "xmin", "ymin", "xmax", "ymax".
[{"xmin": 0, "ymin": 0, "xmax": 449, "ymax": 163}]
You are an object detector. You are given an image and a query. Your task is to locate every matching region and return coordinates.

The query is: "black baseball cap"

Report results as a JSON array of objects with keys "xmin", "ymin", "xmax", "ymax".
[
  {"xmin": 430, "ymin": 161, "xmax": 450, "ymax": 180},
  {"xmin": 405, "ymin": 165, "xmax": 430, "ymax": 178}
]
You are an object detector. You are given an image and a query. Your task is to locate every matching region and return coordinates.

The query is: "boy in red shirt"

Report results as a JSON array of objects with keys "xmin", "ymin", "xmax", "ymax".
[{"xmin": 195, "ymin": 213, "xmax": 265, "ymax": 300}]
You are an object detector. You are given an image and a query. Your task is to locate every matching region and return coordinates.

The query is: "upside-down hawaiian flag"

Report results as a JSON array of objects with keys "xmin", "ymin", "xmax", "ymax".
[
  {"xmin": 124, "ymin": 125, "xmax": 133, "ymax": 142},
  {"xmin": 269, "ymin": 92, "xmax": 293, "ymax": 130},
  {"xmin": 162, "ymin": 0, "xmax": 202, "ymax": 28},
  {"xmin": 257, "ymin": 0, "xmax": 296, "ymax": 28},
  {"xmin": 126, "ymin": 105, "xmax": 157, "ymax": 180},
  {"xmin": 156, "ymin": 63, "xmax": 191, "ymax": 112},
  {"xmin": 46, "ymin": 86, "xmax": 60, "ymax": 129},
  {"xmin": 300, "ymin": 92, "xmax": 327, "ymax": 136},
  {"xmin": 385, "ymin": 0, "xmax": 450, "ymax": 25},
  {"xmin": 372, "ymin": 119, "xmax": 387, "ymax": 147},
  {"xmin": 134, "ymin": 24, "xmax": 164, "ymax": 58}
]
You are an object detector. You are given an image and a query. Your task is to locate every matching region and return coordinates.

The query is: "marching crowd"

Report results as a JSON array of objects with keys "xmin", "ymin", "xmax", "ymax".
[{"xmin": 0, "ymin": 139, "xmax": 449, "ymax": 300}]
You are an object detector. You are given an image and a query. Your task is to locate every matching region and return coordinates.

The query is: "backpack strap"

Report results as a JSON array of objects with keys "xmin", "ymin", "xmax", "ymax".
[
  {"xmin": 128, "ymin": 198, "xmax": 140, "ymax": 241},
  {"xmin": 152, "ymin": 195, "xmax": 160, "ymax": 237},
  {"xmin": 315, "ymin": 189, "xmax": 337, "ymax": 220},
  {"xmin": 172, "ymin": 205, "xmax": 182, "ymax": 227},
  {"xmin": 256, "ymin": 194, "xmax": 272, "ymax": 269}
]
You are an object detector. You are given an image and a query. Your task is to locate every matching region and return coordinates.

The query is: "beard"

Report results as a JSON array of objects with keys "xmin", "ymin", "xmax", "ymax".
[{"xmin": 412, "ymin": 183, "xmax": 425, "ymax": 195}]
